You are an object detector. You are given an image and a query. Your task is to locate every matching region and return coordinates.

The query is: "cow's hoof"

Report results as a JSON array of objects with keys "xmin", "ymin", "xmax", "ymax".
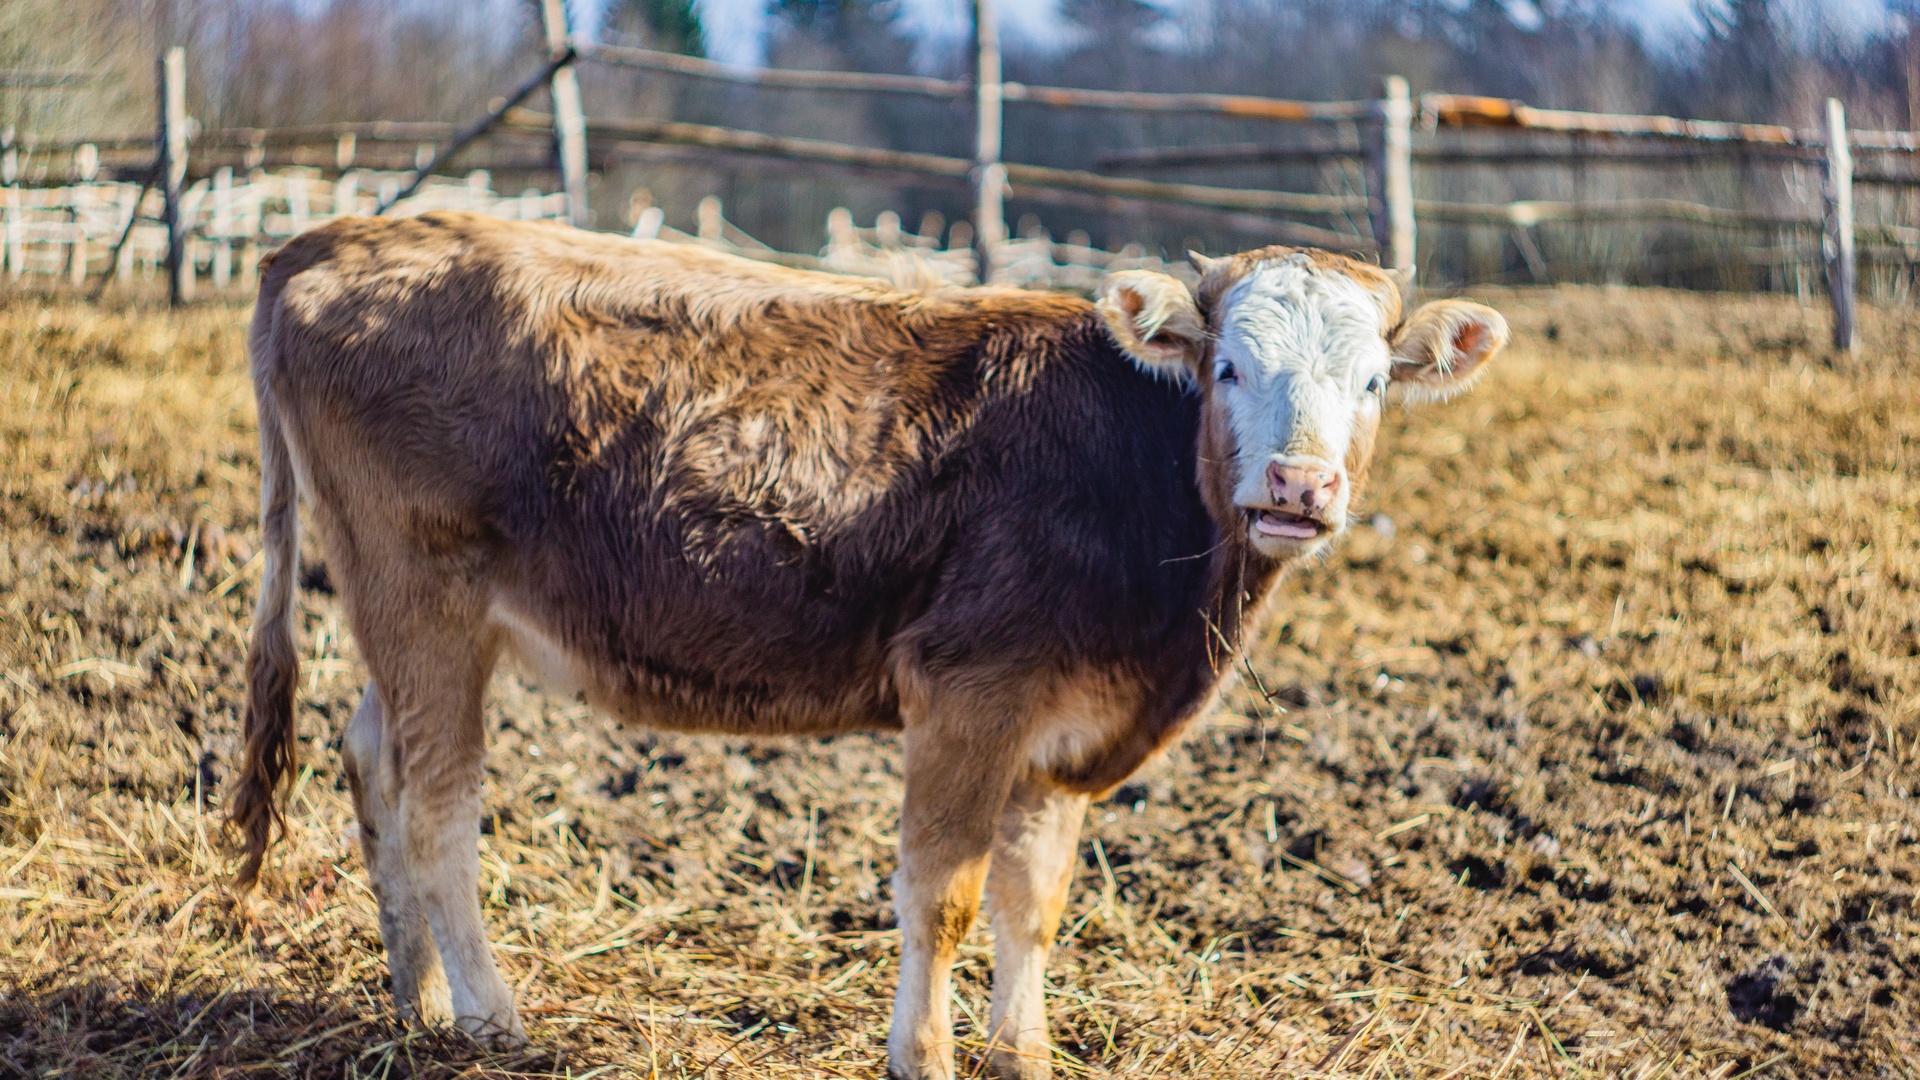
[
  {"xmin": 984, "ymin": 1046, "xmax": 1053, "ymax": 1080},
  {"xmin": 885, "ymin": 1057, "xmax": 956, "ymax": 1080},
  {"xmin": 455, "ymin": 1011, "xmax": 528, "ymax": 1049},
  {"xmin": 398, "ymin": 975, "xmax": 454, "ymax": 1028}
]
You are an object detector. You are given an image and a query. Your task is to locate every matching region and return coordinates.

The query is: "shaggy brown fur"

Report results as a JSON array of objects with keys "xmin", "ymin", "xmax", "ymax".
[{"xmin": 231, "ymin": 214, "xmax": 1501, "ymax": 1079}]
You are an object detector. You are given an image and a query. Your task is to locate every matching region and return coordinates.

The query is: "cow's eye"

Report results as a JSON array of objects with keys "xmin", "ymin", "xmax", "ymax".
[
  {"xmin": 1366, "ymin": 374, "xmax": 1388, "ymax": 397},
  {"xmin": 1215, "ymin": 361, "xmax": 1237, "ymax": 384}
]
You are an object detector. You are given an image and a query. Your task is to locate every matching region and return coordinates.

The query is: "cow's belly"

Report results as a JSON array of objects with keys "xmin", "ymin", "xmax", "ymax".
[
  {"xmin": 488, "ymin": 599, "xmax": 895, "ymax": 736},
  {"xmin": 491, "ymin": 601, "xmax": 589, "ymax": 700}
]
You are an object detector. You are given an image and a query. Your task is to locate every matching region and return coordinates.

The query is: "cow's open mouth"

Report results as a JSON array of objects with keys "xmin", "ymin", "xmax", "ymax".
[{"xmin": 1250, "ymin": 509, "xmax": 1326, "ymax": 540}]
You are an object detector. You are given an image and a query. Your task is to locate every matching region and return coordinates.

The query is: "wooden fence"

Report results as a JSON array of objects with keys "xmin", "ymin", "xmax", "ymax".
[
  {"xmin": 0, "ymin": 167, "xmax": 568, "ymax": 296},
  {"xmin": 11, "ymin": 2, "xmax": 1920, "ymax": 352}
]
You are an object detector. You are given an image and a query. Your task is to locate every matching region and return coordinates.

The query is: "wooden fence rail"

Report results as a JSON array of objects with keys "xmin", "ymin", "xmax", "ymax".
[
  {"xmin": 0, "ymin": 69, "xmax": 92, "ymax": 88},
  {"xmin": 196, "ymin": 122, "xmax": 460, "ymax": 146},
  {"xmin": 1098, "ymin": 141, "xmax": 1828, "ymax": 170},
  {"xmin": 505, "ymin": 109, "xmax": 1368, "ymax": 217},
  {"xmin": 1412, "ymin": 198, "xmax": 1819, "ymax": 230},
  {"xmin": 579, "ymin": 40, "xmax": 1374, "ymax": 121},
  {"xmin": 1421, "ymin": 94, "xmax": 1807, "ymax": 145},
  {"xmin": 581, "ymin": 41, "xmax": 969, "ymax": 98}
]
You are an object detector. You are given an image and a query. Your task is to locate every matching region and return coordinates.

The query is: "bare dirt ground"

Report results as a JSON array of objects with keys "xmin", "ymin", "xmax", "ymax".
[{"xmin": 0, "ymin": 283, "xmax": 1916, "ymax": 1079}]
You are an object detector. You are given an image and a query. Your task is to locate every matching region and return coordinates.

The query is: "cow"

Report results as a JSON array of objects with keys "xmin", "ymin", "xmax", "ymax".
[{"xmin": 230, "ymin": 212, "xmax": 1506, "ymax": 1080}]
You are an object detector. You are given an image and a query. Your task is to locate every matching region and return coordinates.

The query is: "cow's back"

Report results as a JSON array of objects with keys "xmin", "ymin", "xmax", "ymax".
[{"xmin": 254, "ymin": 213, "xmax": 1219, "ymax": 739}]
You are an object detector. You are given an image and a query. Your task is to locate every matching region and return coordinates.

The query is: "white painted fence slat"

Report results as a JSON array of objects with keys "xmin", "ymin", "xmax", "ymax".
[
  {"xmin": 6, "ymin": 186, "xmax": 21, "ymax": 277},
  {"xmin": 0, "ymin": 167, "xmax": 569, "ymax": 287},
  {"xmin": 212, "ymin": 166, "xmax": 233, "ymax": 288}
]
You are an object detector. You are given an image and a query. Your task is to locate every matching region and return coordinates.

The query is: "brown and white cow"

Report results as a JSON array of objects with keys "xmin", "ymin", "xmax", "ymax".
[{"xmin": 231, "ymin": 213, "xmax": 1505, "ymax": 1080}]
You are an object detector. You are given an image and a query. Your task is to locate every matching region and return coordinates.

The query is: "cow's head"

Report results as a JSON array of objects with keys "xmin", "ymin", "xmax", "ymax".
[{"xmin": 1096, "ymin": 247, "xmax": 1507, "ymax": 561}]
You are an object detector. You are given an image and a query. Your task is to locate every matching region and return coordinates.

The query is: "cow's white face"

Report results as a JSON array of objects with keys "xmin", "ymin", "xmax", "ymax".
[{"xmin": 1097, "ymin": 249, "xmax": 1508, "ymax": 561}]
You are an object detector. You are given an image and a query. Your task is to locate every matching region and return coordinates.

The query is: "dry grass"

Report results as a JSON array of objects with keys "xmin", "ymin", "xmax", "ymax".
[{"xmin": 1, "ymin": 284, "xmax": 1917, "ymax": 1078}]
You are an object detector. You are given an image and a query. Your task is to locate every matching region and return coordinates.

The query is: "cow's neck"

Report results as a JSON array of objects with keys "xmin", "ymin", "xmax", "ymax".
[{"xmin": 1168, "ymin": 416, "xmax": 1293, "ymax": 730}]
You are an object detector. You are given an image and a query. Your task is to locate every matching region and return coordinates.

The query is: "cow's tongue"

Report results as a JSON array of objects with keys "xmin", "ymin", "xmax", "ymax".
[{"xmin": 1254, "ymin": 511, "xmax": 1321, "ymax": 539}]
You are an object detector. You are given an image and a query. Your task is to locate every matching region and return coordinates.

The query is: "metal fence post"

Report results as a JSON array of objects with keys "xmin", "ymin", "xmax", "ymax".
[
  {"xmin": 542, "ymin": 0, "xmax": 591, "ymax": 229},
  {"xmin": 972, "ymin": 0, "xmax": 1006, "ymax": 284},
  {"xmin": 159, "ymin": 46, "xmax": 191, "ymax": 305},
  {"xmin": 1822, "ymin": 97, "xmax": 1857, "ymax": 356},
  {"xmin": 1367, "ymin": 75, "xmax": 1415, "ymax": 276}
]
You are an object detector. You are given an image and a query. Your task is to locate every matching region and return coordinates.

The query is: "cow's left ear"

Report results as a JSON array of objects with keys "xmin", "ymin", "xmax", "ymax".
[
  {"xmin": 1097, "ymin": 270, "xmax": 1207, "ymax": 383},
  {"xmin": 1388, "ymin": 299, "xmax": 1508, "ymax": 402}
]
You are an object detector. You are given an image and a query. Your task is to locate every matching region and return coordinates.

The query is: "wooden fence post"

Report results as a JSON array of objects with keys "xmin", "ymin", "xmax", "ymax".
[
  {"xmin": 1367, "ymin": 75, "xmax": 1415, "ymax": 275},
  {"xmin": 3, "ymin": 185, "xmax": 18, "ymax": 280},
  {"xmin": 211, "ymin": 165, "xmax": 232, "ymax": 288},
  {"xmin": 1822, "ymin": 97, "xmax": 1858, "ymax": 356},
  {"xmin": 972, "ymin": 0, "xmax": 1007, "ymax": 283},
  {"xmin": 2, "ymin": 135, "xmax": 15, "ymax": 280},
  {"xmin": 159, "ymin": 46, "xmax": 191, "ymax": 305},
  {"xmin": 291, "ymin": 174, "xmax": 311, "ymax": 232},
  {"xmin": 330, "ymin": 172, "xmax": 354, "ymax": 220},
  {"xmin": 114, "ymin": 183, "xmax": 137, "ymax": 280},
  {"xmin": 541, "ymin": 0, "xmax": 591, "ymax": 228},
  {"xmin": 72, "ymin": 145, "xmax": 99, "ymax": 285},
  {"xmin": 69, "ymin": 182, "xmax": 89, "ymax": 286}
]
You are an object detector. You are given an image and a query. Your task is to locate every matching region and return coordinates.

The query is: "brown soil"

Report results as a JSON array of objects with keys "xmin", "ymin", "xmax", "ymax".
[{"xmin": 0, "ymin": 284, "xmax": 1916, "ymax": 1078}]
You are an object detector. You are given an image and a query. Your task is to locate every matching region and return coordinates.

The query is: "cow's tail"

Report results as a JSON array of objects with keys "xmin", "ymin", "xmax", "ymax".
[{"xmin": 229, "ymin": 331, "xmax": 301, "ymax": 890}]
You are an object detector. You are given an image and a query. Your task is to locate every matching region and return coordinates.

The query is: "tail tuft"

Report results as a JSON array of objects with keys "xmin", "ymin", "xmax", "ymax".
[
  {"xmin": 227, "ymin": 334, "xmax": 302, "ymax": 890},
  {"xmin": 230, "ymin": 617, "xmax": 297, "ymax": 888}
]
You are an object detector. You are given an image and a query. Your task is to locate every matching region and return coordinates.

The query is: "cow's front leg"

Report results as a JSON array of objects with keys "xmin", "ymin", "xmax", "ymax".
[
  {"xmin": 888, "ymin": 699, "xmax": 1020, "ymax": 1080},
  {"xmin": 984, "ymin": 776, "xmax": 1088, "ymax": 1079}
]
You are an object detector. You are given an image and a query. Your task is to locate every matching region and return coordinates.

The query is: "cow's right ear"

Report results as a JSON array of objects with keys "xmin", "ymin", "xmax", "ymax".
[
  {"xmin": 1388, "ymin": 299, "xmax": 1508, "ymax": 403},
  {"xmin": 1097, "ymin": 270, "xmax": 1207, "ymax": 383}
]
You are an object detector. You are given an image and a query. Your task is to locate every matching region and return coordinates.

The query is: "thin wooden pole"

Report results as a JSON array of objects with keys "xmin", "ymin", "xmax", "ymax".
[
  {"xmin": 374, "ymin": 46, "xmax": 575, "ymax": 216},
  {"xmin": 92, "ymin": 160, "xmax": 156, "ymax": 300},
  {"xmin": 159, "ymin": 46, "xmax": 190, "ymax": 305},
  {"xmin": 1380, "ymin": 76, "xmax": 1415, "ymax": 275},
  {"xmin": 1824, "ymin": 97, "xmax": 1858, "ymax": 356},
  {"xmin": 541, "ymin": 0, "xmax": 590, "ymax": 228},
  {"xmin": 972, "ymin": 0, "xmax": 1006, "ymax": 283}
]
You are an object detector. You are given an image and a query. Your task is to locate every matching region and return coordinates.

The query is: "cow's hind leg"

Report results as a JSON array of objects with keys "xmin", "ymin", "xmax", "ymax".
[
  {"xmin": 983, "ymin": 776, "xmax": 1088, "ymax": 1080},
  {"xmin": 342, "ymin": 682, "xmax": 451, "ymax": 1024},
  {"xmin": 348, "ymin": 578, "xmax": 522, "ymax": 1044}
]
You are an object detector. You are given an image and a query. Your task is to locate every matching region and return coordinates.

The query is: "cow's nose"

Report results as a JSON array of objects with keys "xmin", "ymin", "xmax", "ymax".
[{"xmin": 1267, "ymin": 461, "xmax": 1341, "ymax": 515}]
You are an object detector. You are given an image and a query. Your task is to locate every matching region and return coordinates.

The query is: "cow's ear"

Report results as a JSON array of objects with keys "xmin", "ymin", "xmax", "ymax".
[
  {"xmin": 1388, "ymin": 299, "xmax": 1508, "ymax": 403},
  {"xmin": 1097, "ymin": 270, "xmax": 1207, "ymax": 382}
]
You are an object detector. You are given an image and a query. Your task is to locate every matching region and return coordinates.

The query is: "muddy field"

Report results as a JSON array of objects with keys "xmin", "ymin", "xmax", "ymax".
[{"xmin": 0, "ymin": 284, "xmax": 1917, "ymax": 1079}]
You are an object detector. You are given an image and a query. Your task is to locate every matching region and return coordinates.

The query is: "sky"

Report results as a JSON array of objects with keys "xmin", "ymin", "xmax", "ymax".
[
  {"xmin": 681, "ymin": 0, "xmax": 1086, "ymax": 66},
  {"xmin": 573, "ymin": 0, "xmax": 1902, "ymax": 67}
]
